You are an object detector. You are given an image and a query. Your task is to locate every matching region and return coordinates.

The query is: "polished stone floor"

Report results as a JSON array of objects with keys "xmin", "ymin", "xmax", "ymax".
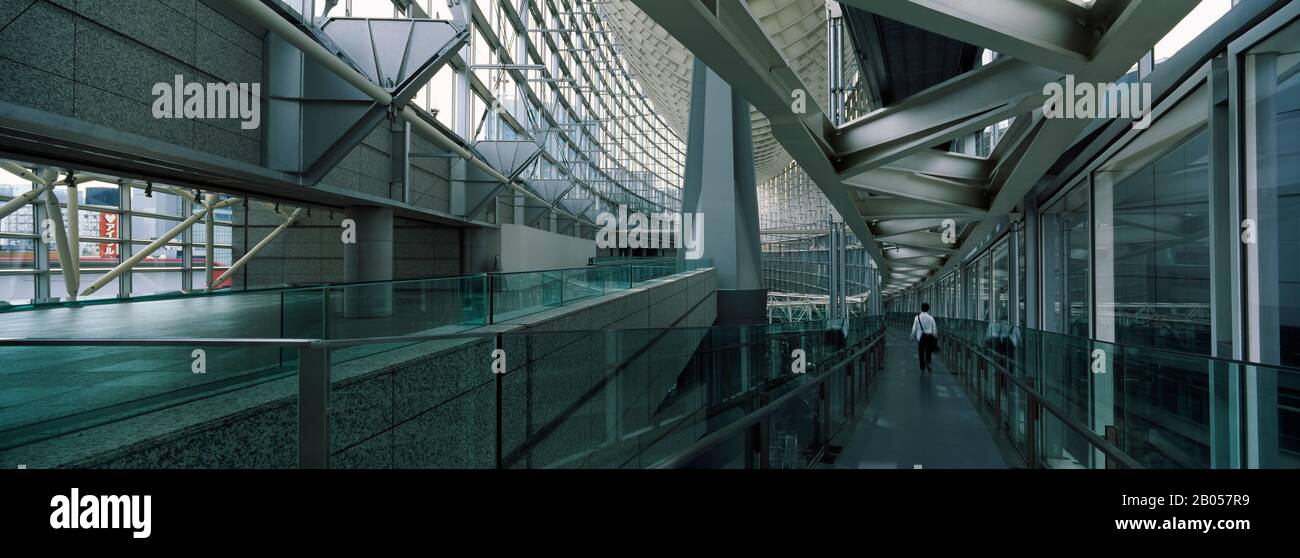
[{"xmin": 833, "ymin": 326, "xmax": 1008, "ymax": 469}]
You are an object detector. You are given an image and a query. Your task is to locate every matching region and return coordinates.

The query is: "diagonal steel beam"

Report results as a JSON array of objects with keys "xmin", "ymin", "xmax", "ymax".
[
  {"xmin": 873, "ymin": 216, "xmax": 978, "ymax": 236},
  {"xmin": 883, "ymin": 254, "xmax": 948, "ymax": 269},
  {"xmin": 857, "ymin": 197, "xmax": 984, "ymax": 220},
  {"xmin": 630, "ymin": 0, "xmax": 890, "ymax": 275},
  {"xmin": 832, "ymin": 57, "xmax": 1060, "ymax": 178},
  {"xmin": 211, "ymin": 207, "xmax": 301, "ymax": 290},
  {"xmin": 877, "ymin": 230, "xmax": 956, "ymax": 253},
  {"xmin": 845, "ymin": 167, "xmax": 988, "ymax": 211},
  {"xmin": 921, "ymin": 0, "xmax": 1201, "ymax": 292},
  {"xmin": 890, "ymin": 267, "xmax": 935, "ymax": 276},
  {"xmin": 882, "ymin": 245, "xmax": 952, "ymax": 260},
  {"xmin": 839, "ymin": 0, "xmax": 1098, "ymax": 74},
  {"xmin": 883, "ymin": 149, "xmax": 992, "ymax": 181}
]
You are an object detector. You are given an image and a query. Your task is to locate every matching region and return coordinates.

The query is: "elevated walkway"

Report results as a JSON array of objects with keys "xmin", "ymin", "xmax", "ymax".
[
  {"xmin": 6, "ymin": 293, "xmax": 1291, "ymax": 469},
  {"xmin": 832, "ymin": 326, "xmax": 1007, "ymax": 469}
]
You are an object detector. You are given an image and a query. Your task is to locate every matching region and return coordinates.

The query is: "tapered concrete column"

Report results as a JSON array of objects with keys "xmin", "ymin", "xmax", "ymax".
[
  {"xmin": 343, "ymin": 206, "xmax": 393, "ymax": 318},
  {"xmin": 683, "ymin": 59, "xmax": 765, "ymax": 325}
]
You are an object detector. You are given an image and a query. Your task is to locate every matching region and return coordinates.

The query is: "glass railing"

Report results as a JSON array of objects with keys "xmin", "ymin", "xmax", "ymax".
[
  {"xmin": 0, "ymin": 262, "xmax": 715, "ymax": 464},
  {"xmin": 0, "ymin": 314, "xmax": 883, "ymax": 469},
  {"xmin": 886, "ymin": 312, "xmax": 1300, "ymax": 469},
  {"xmin": 0, "ymin": 260, "xmax": 714, "ymax": 341},
  {"xmin": 646, "ymin": 317, "xmax": 888, "ymax": 469},
  {"xmin": 589, "ymin": 256, "xmax": 675, "ymax": 266},
  {"xmin": 0, "ymin": 338, "xmax": 313, "ymax": 467}
]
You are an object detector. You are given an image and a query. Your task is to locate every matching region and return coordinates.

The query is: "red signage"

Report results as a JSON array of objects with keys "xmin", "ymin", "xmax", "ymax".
[
  {"xmin": 211, "ymin": 269, "xmax": 232, "ymax": 290},
  {"xmin": 100, "ymin": 213, "xmax": 118, "ymax": 258}
]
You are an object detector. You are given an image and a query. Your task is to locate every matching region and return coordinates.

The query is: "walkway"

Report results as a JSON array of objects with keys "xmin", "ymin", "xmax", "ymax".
[{"xmin": 833, "ymin": 325, "xmax": 1008, "ymax": 469}]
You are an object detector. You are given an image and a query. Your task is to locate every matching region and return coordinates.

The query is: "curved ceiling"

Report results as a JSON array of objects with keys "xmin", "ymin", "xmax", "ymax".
[{"xmin": 602, "ymin": 0, "xmax": 828, "ymax": 185}]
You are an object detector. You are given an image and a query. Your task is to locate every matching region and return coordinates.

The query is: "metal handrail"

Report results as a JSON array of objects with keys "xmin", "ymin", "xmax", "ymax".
[
  {"xmin": 944, "ymin": 333, "xmax": 1144, "ymax": 470},
  {"xmin": 647, "ymin": 329, "xmax": 886, "ymax": 469},
  {"xmin": 0, "ymin": 337, "xmax": 318, "ymax": 347},
  {"xmin": 885, "ymin": 314, "xmax": 1300, "ymax": 374},
  {"xmin": 0, "ymin": 320, "xmax": 834, "ymax": 350}
]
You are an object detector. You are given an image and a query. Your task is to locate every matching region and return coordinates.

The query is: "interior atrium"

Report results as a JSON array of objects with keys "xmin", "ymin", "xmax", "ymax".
[{"xmin": 0, "ymin": 0, "xmax": 1296, "ymax": 479}]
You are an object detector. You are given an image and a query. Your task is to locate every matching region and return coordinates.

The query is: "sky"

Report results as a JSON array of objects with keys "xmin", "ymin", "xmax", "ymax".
[{"xmin": 1153, "ymin": 0, "xmax": 1234, "ymax": 62}]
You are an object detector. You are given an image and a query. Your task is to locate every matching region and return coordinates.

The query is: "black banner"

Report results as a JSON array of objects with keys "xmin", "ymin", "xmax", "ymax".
[{"xmin": 0, "ymin": 469, "xmax": 1289, "ymax": 547}]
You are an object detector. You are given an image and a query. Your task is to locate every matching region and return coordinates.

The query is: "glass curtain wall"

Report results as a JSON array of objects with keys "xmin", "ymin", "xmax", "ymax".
[
  {"xmin": 1041, "ymin": 184, "xmax": 1091, "ymax": 338},
  {"xmin": 402, "ymin": 0, "xmax": 688, "ymax": 228},
  {"xmin": 1241, "ymin": 14, "xmax": 1300, "ymax": 467},
  {"xmin": 0, "ymin": 165, "xmax": 234, "ymax": 304},
  {"xmin": 1095, "ymin": 129, "xmax": 1212, "ymax": 354},
  {"xmin": 1243, "ymin": 22, "xmax": 1300, "ymax": 369},
  {"xmin": 993, "ymin": 239, "xmax": 1010, "ymax": 324}
]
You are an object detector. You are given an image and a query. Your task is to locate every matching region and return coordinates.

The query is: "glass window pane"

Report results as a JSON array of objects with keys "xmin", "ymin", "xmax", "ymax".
[
  {"xmin": 129, "ymin": 243, "xmax": 184, "ymax": 268},
  {"xmin": 0, "ymin": 237, "xmax": 36, "ymax": 269},
  {"xmin": 1097, "ymin": 128, "xmax": 1211, "ymax": 354},
  {"xmin": 192, "ymin": 270, "xmax": 232, "ymax": 290},
  {"xmin": 994, "ymin": 240, "xmax": 1010, "ymax": 324},
  {"xmin": 189, "ymin": 223, "xmax": 233, "ymax": 246},
  {"xmin": 131, "ymin": 188, "xmax": 184, "ymax": 216},
  {"xmin": 1245, "ymin": 28, "xmax": 1300, "ymax": 369},
  {"xmin": 1020, "ymin": 228, "xmax": 1028, "ymax": 326},
  {"xmin": 1042, "ymin": 183, "xmax": 1091, "ymax": 337},
  {"xmin": 52, "ymin": 271, "xmax": 117, "ymax": 300},
  {"xmin": 0, "ymin": 273, "xmax": 36, "ymax": 301},
  {"xmin": 76, "ymin": 209, "xmax": 121, "ymax": 241},
  {"xmin": 79, "ymin": 181, "xmax": 120, "ymax": 207},
  {"xmin": 132, "ymin": 271, "xmax": 183, "ymax": 295},
  {"xmin": 0, "ymin": 204, "xmax": 34, "ymax": 234},
  {"xmin": 131, "ymin": 215, "xmax": 182, "ymax": 241},
  {"xmin": 48, "ymin": 241, "xmax": 122, "ymax": 269}
]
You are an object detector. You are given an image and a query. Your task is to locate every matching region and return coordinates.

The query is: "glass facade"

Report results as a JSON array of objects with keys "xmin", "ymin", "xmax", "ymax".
[
  {"xmin": 1042, "ymin": 184, "xmax": 1091, "ymax": 337},
  {"xmin": 1244, "ymin": 23, "xmax": 1300, "ymax": 369},
  {"xmin": 882, "ymin": 4, "xmax": 1300, "ymax": 468},
  {"xmin": 0, "ymin": 166, "xmax": 235, "ymax": 304},
  {"xmin": 1096, "ymin": 129, "xmax": 1211, "ymax": 354}
]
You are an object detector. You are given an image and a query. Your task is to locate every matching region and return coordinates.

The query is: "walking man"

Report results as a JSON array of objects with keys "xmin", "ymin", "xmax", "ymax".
[{"xmin": 911, "ymin": 303, "xmax": 938, "ymax": 373}]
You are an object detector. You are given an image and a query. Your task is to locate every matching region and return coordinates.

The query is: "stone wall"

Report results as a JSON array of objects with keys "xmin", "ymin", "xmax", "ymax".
[
  {"xmin": 0, "ymin": 0, "xmax": 264, "ymax": 164},
  {"xmin": 232, "ymin": 205, "xmax": 463, "ymax": 288},
  {"xmin": 0, "ymin": 269, "xmax": 716, "ymax": 468}
]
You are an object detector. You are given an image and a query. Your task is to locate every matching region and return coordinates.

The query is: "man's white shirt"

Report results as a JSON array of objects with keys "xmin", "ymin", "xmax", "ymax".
[{"xmin": 911, "ymin": 312, "xmax": 937, "ymax": 342}]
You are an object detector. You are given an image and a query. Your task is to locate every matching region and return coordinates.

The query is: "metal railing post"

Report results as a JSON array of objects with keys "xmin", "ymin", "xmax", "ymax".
[
  {"xmin": 819, "ymin": 383, "xmax": 830, "ymax": 448},
  {"xmin": 995, "ymin": 373, "xmax": 1003, "ymax": 432},
  {"xmin": 486, "ymin": 274, "xmax": 494, "ymax": 325},
  {"xmin": 752, "ymin": 392, "xmax": 769, "ymax": 469},
  {"xmin": 1105, "ymin": 425, "xmax": 1120, "ymax": 470},
  {"xmin": 298, "ymin": 344, "xmax": 331, "ymax": 469},
  {"xmin": 1026, "ymin": 393, "xmax": 1039, "ymax": 469},
  {"xmin": 321, "ymin": 285, "xmax": 331, "ymax": 339}
]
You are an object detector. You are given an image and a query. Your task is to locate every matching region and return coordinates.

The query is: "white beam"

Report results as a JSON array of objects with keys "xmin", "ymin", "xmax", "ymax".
[
  {"xmin": 41, "ymin": 175, "xmax": 77, "ymax": 299},
  {"xmin": 211, "ymin": 208, "xmax": 303, "ymax": 290},
  {"xmin": 80, "ymin": 194, "xmax": 238, "ymax": 296}
]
